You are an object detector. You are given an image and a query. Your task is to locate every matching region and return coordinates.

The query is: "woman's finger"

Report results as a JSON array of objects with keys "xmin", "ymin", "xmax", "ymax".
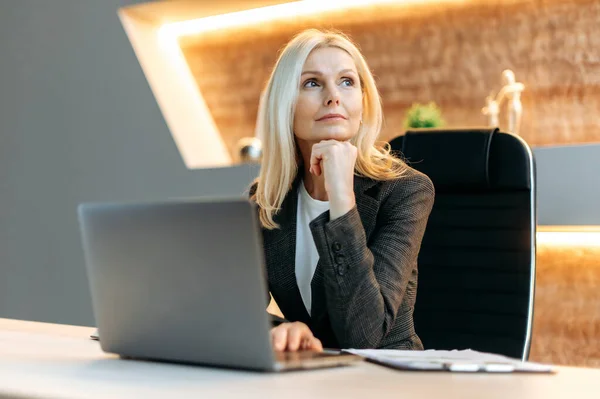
[
  {"xmin": 271, "ymin": 323, "xmax": 322, "ymax": 352},
  {"xmin": 309, "ymin": 148, "xmax": 324, "ymax": 176},
  {"xmin": 310, "ymin": 337, "xmax": 323, "ymax": 352},
  {"xmin": 271, "ymin": 326, "xmax": 288, "ymax": 352},
  {"xmin": 286, "ymin": 323, "xmax": 305, "ymax": 351},
  {"xmin": 301, "ymin": 338, "xmax": 308, "ymax": 350},
  {"xmin": 311, "ymin": 140, "xmax": 339, "ymax": 150}
]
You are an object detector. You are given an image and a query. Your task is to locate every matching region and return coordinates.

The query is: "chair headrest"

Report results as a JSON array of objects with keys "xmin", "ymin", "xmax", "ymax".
[{"xmin": 400, "ymin": 128, "xmax": 499, "ymax": 189}]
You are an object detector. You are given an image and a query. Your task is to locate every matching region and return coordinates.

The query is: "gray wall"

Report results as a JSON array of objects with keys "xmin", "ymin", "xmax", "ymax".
[
  {"xmin": 533, "ymin": 144, "xmax": 600, "ymax": 226},
  {"xmin": 0, "ymin": 0, "xmax": 258, "ymax": 326},
  {"xmin": 1, "ymin": 1, "xmax": 598, "ymax": 328}
]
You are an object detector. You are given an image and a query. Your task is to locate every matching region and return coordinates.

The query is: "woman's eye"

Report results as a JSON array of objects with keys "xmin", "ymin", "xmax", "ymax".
[
  {"xmin": 341, "ymin": 78, "xmax": 354, "ymax": 87},
  {"xmin": 303, "ymin": 79, "xmax": 318, "ymax": 88}
]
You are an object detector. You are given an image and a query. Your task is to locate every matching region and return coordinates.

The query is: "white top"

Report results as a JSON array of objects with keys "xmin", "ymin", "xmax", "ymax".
[
  {"xmin": 0, "ymin": 318, "xmax": 596, "ymax": 399},
  {"xmin": 295, "ymin": 181, "xmax": 330, "ymax": 316}
]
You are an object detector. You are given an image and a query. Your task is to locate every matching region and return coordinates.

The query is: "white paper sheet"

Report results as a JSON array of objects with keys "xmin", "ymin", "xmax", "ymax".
[{"xmin": 343, "ymin": 349, "xmax": 554, "ymax": 373}]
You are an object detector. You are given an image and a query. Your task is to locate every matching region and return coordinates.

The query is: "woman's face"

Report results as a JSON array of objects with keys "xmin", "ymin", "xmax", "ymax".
[{"xmin": 293, "ymin": 47, "xmax": 363, "ymax": 145}]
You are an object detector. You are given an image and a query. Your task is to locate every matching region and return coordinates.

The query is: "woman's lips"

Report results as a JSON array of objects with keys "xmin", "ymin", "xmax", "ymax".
[{"xmin": 316, "ymin": 114, "xmax": 347, "ymax": 121}]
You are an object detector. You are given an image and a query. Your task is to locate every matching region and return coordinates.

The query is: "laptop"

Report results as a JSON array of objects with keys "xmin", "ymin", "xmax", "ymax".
[{"xmin": 77, "ymin": 197, "xmax": 360, "ymax": 372}]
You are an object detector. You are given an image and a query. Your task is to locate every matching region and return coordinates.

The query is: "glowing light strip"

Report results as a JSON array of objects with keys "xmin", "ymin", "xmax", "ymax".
[
  {"xmin": 537, "ymin": 231, "xmax": 600, "ymax": 247},
  {"xmin": 158, "ymin": 0, "xmax": 450, "ymax": 39}
]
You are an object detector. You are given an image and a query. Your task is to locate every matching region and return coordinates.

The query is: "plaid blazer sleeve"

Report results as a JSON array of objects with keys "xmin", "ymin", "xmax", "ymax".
[{"xmin": 308, "ymin": 172, "xmax": 434, "ymax": 348}]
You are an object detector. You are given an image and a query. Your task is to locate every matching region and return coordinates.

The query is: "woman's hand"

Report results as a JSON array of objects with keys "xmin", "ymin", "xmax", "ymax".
[
  {"xmin": 271, "ymin": 322, "xmax": 323, "ymax": 352},
  {"xmin": 309, "ymin": 140, "xmax": 357, "ymax": 219}
]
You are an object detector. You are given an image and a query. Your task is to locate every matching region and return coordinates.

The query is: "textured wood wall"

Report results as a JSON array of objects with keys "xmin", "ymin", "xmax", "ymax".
[
  {"xmin": 530, "ymin": 244, "xmax": 600, "ymax": 368},
  {"xmin": 179, "ymin": 0, "xmax": 600, "ymax": 159}
]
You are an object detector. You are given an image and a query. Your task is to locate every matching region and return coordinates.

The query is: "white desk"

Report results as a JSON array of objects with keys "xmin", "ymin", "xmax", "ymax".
[{"xmin": 1, "ymin": 318, "xmax": 598, "ymax": 399}]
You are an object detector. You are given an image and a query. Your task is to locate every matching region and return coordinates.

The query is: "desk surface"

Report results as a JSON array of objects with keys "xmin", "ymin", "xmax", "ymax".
[{"xmin": 1, "ymin": 318, "xmax": 599, "ymax": 399}]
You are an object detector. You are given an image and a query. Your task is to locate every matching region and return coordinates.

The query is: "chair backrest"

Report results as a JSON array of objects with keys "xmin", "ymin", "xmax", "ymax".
[{"xmin": 389, "ymin": 128, "xmax": 536, "ymax": 360}]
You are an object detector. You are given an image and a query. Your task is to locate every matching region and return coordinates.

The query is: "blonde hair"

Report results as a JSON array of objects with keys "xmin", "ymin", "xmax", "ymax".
[{"xmin": 251, "ymin": 29, "xmax": 408, "ymax": 229}]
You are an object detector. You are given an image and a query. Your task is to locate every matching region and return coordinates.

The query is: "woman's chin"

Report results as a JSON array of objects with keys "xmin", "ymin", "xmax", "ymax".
[{"xmin": 315, "ymin": 129, "xmax": 354, "ymax": 142}]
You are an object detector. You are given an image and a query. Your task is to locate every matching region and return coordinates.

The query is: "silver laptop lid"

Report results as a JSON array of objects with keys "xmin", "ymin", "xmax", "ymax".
[{"xmin": 78, "ymin": 198, "xmax": 276, "ymax": 370}]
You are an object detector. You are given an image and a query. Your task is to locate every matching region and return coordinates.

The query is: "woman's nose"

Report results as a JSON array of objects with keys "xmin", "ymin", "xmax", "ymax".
[{"xmin": 324, "ymin": 87, "xmax": 341, "ymax": 107}]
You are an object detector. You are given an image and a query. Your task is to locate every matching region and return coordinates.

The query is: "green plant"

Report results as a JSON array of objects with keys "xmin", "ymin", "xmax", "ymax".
[{"xmin": 403, "ymin": 102, "xmax": 445, "ymax": 129}]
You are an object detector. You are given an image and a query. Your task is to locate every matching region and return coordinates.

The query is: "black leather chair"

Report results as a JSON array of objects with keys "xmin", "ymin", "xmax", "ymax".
[{"xmin": 390, "ymin": 128, "xmax": 536, "ymax": 360}]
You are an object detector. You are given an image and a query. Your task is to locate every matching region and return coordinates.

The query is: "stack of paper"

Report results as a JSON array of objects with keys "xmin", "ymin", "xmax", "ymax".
[{"xmin": 343, "ymin": 349, "xmax": 554, "ymax": 373}]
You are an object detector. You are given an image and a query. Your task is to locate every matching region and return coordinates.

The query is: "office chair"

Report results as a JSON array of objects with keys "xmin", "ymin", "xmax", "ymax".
[{"xmin": 389, "ymin": 128, "xmax": 536, "ymax": 360}]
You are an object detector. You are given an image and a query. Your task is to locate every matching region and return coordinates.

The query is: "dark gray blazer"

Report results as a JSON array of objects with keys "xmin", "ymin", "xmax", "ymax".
[{"xmin": 252, "ymin": 166, "xmax": 434, "ymax": 350}]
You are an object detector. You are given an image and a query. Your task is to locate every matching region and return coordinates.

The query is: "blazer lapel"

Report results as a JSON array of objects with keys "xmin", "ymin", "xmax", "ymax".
[{"xmin": 262, "ymin": 173, "xmax": 311, "ymax": 324}]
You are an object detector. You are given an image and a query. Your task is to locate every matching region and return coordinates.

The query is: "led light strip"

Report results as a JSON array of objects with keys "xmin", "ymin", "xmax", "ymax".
[
  {"xmin": 537, "ymin": 231, "xmax": 600, "ymax": 247},
  {"xmin": 159, "ymin": 0, "xmax": 457, "ymax": 39}
]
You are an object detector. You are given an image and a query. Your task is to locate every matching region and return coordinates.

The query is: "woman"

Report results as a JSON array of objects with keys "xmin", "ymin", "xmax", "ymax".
[{"xmin": 249, "ymin": 29, "xmax": 434, "ymax": 352}]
